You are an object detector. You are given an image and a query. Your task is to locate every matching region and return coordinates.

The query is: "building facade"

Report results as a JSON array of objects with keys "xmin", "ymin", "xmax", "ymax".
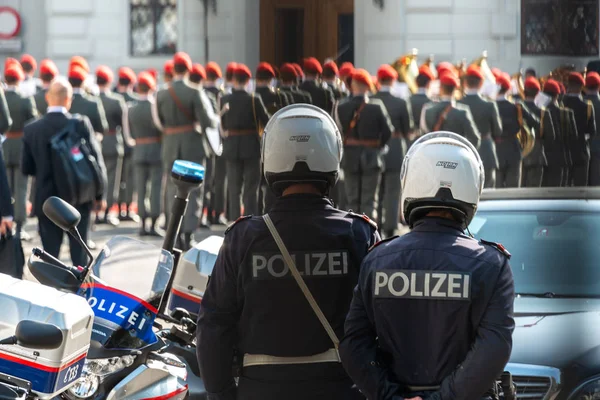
[{"xmin": 0, "ymin": 0, "xmax": 596, "ymax": 79}]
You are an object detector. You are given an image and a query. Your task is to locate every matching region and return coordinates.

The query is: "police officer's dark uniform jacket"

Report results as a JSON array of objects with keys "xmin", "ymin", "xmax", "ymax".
[
  {"xmin": 585, "ymin": 92, "xmax": 600, "ymax": 185},
  {"xmin": 340, "ymin": 217, "xmax": 515, "ymax": 400},
  {"xmin": 197, "ymin": 195, "xmax": 380, "ymax": 400},
  {"xmin": 562, "ymin": 94, "xmax": 596, "ymax": 186},
  {"xmin": 459, "ymin": 91, "xmax": 502, "ymax": 187},
  {"xmin": 299, "ymin": 79, "xmax": 335, "ymax": 113},
  {"xmin": 420, "ymin": 99, "xmax": 481, "ymax": 149},
  {"xmin": 522, "ymin": 100, "xmax": 556, "ymax": 187}
]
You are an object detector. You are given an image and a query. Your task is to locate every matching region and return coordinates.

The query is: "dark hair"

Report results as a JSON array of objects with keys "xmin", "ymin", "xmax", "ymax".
[
  {"xmin": 543, "ymin": 90, "xmax": 559, "ymax": 99},
  {"xmin": 465, "ymin": 75, "xmax": 482, "ymax": 88},
  {"xmin": 5, "ymin": 77, "xmax": 18, "ymax": 85},
  {"xmin": 524, "ymin": 87, "xmax": 539, "ymax": 98},
  {"xmin": 416, "ymin": 74, "xmax": 432, "ymax": 88},
  {"xmin": 164, "ymin": 72, "xmax": 173, "ymax": 79},
  {"xmin": 96, "ymin": 76, "xmax": 109, "ymax": 86},
  {"xmin": 234, "ymin": 75, "xmax": 250, "ymax": 85},
  {"xmin": 189, "ymin": 73, "xmax": 202, "ymax": 84},
  {"xmin": 21, "ymin": 62, "xmax": 33, "ymax": 73},
  {"xmin": 225, "ymin": 71, "xmax": 234, "ymax": 81},
  {"xmin": 322, "ymin": 69, "xmax": 336, "ymax": 80},
  {"xmin": 118, "ymin": 77, "xmax": 131, "ymax": 86},
  {"xmin": 587, "ymin": 84, "xmax": 600, "ymax": 92},
  {"xmin": 174, "ymin": 63, "xmax": 188, "ymax": 74},
  {"xmin": 525, "ymin": 68, "xmax": 536, "ymax": 77},
  {"xmin": 379, "ymin": 78, "xmax": 394, "ymax": 86},
  {"xmin": 40, "ymin": 73, "xmax": 55, "ymax": 83},
  {"xmin": 498, "ymin": 88, "xmax": 509, "ymax": 95},
  {"xmin": 137, "ymin": 83, "xmax": 151, "ymax": 94},
  {"xmin": 207, "ymin": 72, "xmax": 219, "ymax": 80},
  {"xmin": 69, "ymin": 77, "xmax": 83, "ymax": 88},
  {"xmin": 567, "ymin": 82, "xmax": 583, "ymax": 93},
  {"xmin": 256, "ymin": 71, "xmax": 274, "ymax": 81},
  {"xmin": 440, "ymin": 83, "xmax": 455, "ymax": 95},
  {"xmin": 280, "ymin": 71, "xmax": 295, "ymax": 83}
]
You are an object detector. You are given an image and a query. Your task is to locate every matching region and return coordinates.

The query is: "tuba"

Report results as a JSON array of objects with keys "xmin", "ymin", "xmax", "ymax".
[
  {"xmin": 391, "ymin": 48, "xmax": 419, "ymax": 94},
  {"xmin": 469, "ymin": 51, "xmax": 498, "ymax": 99}
]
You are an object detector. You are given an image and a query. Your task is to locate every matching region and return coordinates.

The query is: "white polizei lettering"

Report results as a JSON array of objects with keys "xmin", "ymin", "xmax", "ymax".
[
  {"xmin": 127, "ymin": 311, "xmax": 139, "ymax": 326},
  {"xmin": 448, "ymin": 274, "xmax": 462, "ymax": 298},
  {"xmin": 342, "ymin": 252, "xmax": 348, "ymax": 274},
  {"xmin": 374, "ymin": 272, "xmax": 389, "ymax": 295},
  {"xmin": 432, "ymin": 273, "xmax": 447, "ymax": 297},
  {"xmin": 388, "ymin": 272, "xmax": 410, "ymax": 297},
  {"xmin": 267, "ymin": 255, "xmax": 288, "ymax": 278},
  {"xmin": 97, "ymin": 299, "xmax": 107, "ymax": 311},
  {"xmin": 138, "ymin": 317, "xmax": 146, "ymax": 330},
  {"xmin": 463, "ymin": 275, "xmax": 470, "ymax": 298},
  {"xmin": 252, "ymin": 255, "xmax": 267, "ymax": 278},
  {"xmin": 304, "ymin": 253, "xmax": 310, "ymax": 276},
  {"xmin": 424, "ymin": 273, "xmax": 430, "ymax": 297},
  {"xmin": 410, "ymin": 273, "xmax": 423, "ymax": 296},
  {"xmin": 88, "ymin": 297, "xmax": 97, "ymax": 308},
  {"xmin": 328, "ymin": 252, "xmax": 342, "ymax": 275},
  {"xmin": 312, "ymin": 253, "xmax": 327, "ymax": 276},
  {"xmin": 116, "ymin": 305, "xmax": 128, "ymax": 318},
  {"xmin": 108, "ymin": 303, "xmax": 115, "ymax": 313}
]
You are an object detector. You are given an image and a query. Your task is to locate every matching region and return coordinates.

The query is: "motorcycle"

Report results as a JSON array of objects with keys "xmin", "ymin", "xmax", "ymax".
[{"xmin": 20, "ymin": 160, "xmax": 206, "ymax": 399}]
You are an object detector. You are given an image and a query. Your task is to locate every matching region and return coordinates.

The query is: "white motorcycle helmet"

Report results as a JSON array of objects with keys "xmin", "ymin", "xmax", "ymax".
[
  {"xmin": 400, "ymin": 131, "xmax": 484, "ymax": 228},
  {"xmin": 262, "ymin": 104, "xmax": 343, "ymax": 196}
]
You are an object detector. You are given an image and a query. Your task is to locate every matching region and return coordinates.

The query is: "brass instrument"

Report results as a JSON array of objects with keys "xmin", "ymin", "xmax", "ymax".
[
  {"xmin": 391, "ymin": 48, "xmax": 419, "ymax": 94},
  {"xmin": 468, "ymin": 51, "xmax": 498, "ymax": 100}
]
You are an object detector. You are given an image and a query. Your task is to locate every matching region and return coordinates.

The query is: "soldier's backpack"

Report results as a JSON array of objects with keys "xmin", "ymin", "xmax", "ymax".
[{"xmin": 49, "ymin": 119, "xmax": 104, "ymax": 206}]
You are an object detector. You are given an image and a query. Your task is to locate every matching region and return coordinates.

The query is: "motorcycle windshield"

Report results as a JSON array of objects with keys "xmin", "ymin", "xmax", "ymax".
[{"xmin": 78, "ymin": 236, "xmax": 174, "ymax": 350}]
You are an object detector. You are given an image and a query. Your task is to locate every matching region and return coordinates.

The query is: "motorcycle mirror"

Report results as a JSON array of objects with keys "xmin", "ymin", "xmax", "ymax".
[
  {"xmin": 15, "ymin": 321, "xmax": 63, "ymax": 350},
  {"xmin": 28, "ymin": 260, "xmax": 81, "ymax": 293},
  {"xmin": 42, "ymin": 197, "xmax": 81, "ymax": 232},
  {"xmin": 170, "ymin": 307, "xmax": 192, "ymax": 322}
]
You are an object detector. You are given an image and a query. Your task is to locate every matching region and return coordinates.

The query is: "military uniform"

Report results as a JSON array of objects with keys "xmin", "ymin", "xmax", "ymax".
[
  {"xmin": 562, "ymin": 94, "xmax": 596, "ymax": 186},
  {"xmin": 459, "ymin": 92, "xmax": 502, "ymax": 188},
  {"xmin": 155, "ymin": 78, "xmax": 218, "ymax": 237},
  {"xmin": 542, "ymin": 102, "xmax": 577, "ymax": 187},
  {"xmin": 280, "ymin": 85, "xmax": 311, "ymax": 104},
  {"xmin": 335, "ymin": 95, "xmax": 393, "ymax": 221},
  {"xmin": 34, "ymin": 88, "xmax": 50, "ymax": 116},
  {"xmin": 420, "ymin": 99, "xmax": 481, "ymax": 149},
  {"xmin": 219, "ymin": 89, "xmax": 270, "ymax": 219},
  {"xmin": 115, "ymin": 90, "xmax": 138, "ymax": 216},
  {"xmin": 197, "ymin": 195, "xmax": 380, "ymax": 400},
  {"xmin": 0, "ymin": 86, "xmax": 10, "ymax": 134},
  {"xmin": 299, "ymin": 80, "xmax": 335, "ymax": 113},
  {"xmin": 2, "ymin": 86, "xmax": 38, "ymax": 227},
  {"xmin": 70, "ymin": 89, "xmax": 109, "ymax": 134},
  {"xmin": 584, "ymin": 92, "xmax": 600, "ymax": 185},
  {"xmin": 371, "ymin": 87, "xmax": 413, "ymax": 236},
  {"xmin": 522, "ymin": 100, "xmax": 556, "ymax": 187},
  {"xmin": 494, "ymin": 98, "xmax": 539, "ymax": 188}
]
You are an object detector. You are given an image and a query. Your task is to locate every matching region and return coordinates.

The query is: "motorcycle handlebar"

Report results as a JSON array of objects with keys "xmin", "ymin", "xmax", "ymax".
[{"xmin": 31, "ymin": 248, "xmax": 82, "ymax": 279}]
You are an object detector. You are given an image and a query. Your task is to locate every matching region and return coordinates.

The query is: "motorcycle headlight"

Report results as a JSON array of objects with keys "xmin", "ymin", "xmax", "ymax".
[
  {"xmin": 65, "ymin": 355, "xmax": 137, "ymax": 399},
  {"xmin": 569, "ymin": 377, "xmax": 600, "ymax": 400}
]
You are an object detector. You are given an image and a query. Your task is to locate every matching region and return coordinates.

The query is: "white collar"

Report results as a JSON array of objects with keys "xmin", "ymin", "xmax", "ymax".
[
  {"xmin": 378, "ymin": 86, "xmax": 392, "ymax": 92},
  {"xmin": 47, "ymin": 106, "xmax": 68, "ymax": 114},
  {"xmin": 439, "ymin": 95, "xmax": 454, "ymax": 101},
  {"xmin": 203, "ymin": 82, "xmax": 216, "ymax": 88},
  {"xmin": 3, "ymin": 85, "xmax": 18, "ymax": 92},
  {"xmin": 72, "ymin": 88, "xmax": 84, "ymax": 94},
  {"xmin": 496, "ymin": 93, "xmax": 508, "ymax": 100},
  {"xmin": 464, "ymin": 89, "xmax": 479, "ymax": 95},
  {"xmin": 417, "ymin": 88, "xmax": 427, "ymax": 94}
]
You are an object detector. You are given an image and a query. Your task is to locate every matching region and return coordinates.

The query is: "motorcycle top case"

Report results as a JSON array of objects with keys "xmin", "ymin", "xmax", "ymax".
[
  {"xmin": 168, "ymin": 235, "xmax": 223, "ymax": 315},
  {"xmin": 0, "ymin": 274, "xmax": 94, "ymax": 399}
]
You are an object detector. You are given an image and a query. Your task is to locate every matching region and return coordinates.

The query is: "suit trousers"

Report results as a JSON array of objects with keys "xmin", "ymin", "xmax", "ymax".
[
  {"xmin": 105, "ymin": 156, "xmax": 120, "ymax": 210},
  {"xmin": 497, "ymin": 162, "xmax": 522, "ymax": 188},
  {"xmin": 381, "ymin": 170, "xmax": 401, "ymax": 233},
  {"xmin": 590, "ymin": 155, "xmax": 600, "ymax": 186},
  {"xmin": 484, "ymin": 168, "xmax": 497, "ymax": 189},
  {"xmin": 542, "ymin": 166, "xmax": 564, "ymax": 187},
  {"xmin": 136, "ymin": 162, "xmax": 163, "ymax": 219},
  {"xmin": 226, "ymin": 158, "xmax": 260, "ymax": 219},
  {"xmin": 212, "ymin": 156, "xmax": 227, "ymax": 219},
  {"xmin": 6, "ymin": 165, "xmax": 28, "ymax": 224},
  {"xmin": 522, "ymin": 166, "xmax": 544, "ymax": 188},
  {"xmin": 38, "ymin": 203, "xmax": 91, "ymax": 267},
  {"xmin": 344, "ymin": 169, "xmax": 381, "ymax": 221},
  {"xmin": 569, "ymin": 162, "xmax": 590, "ymax": 187},
  {"xmin": 118, "ymin": 153, "xmax": 136, "ymax": 206}
]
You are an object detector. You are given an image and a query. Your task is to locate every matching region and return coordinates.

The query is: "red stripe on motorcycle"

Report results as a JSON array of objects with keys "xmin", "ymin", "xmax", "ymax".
[{"xmin": 171, "ymin": 288, "xmax": 202, "ymax": 304}]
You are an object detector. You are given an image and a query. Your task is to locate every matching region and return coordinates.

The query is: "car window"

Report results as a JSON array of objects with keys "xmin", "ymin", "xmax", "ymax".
[{"xmin": 469, "ymin": 211, "xmax": 600, "ymax": 297}]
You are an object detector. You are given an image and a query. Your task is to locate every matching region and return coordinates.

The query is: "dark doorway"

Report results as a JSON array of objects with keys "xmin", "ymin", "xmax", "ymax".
[
  {"xmin": 275, "ymin": 8, "xmax": 304, "ymax": 66},
  {"xmin": 337, "ymin": 13, "xmax": 354, "ymax": 64}
]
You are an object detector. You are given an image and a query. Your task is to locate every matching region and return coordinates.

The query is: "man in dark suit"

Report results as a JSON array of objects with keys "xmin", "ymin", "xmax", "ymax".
[
  {"xmin": 562, "ymin": 72, "xmax": 596, "ymax": 186},
  {"xmin": 371, "ymin": 64, "xmax": 413, "ymax": 237},
  {"xmin": 584, "ymin": 72, "xmax": 600, "ymax": 186},
  {"xmin": 334, "ymin": 69, "xmax": 393, "ymax": 221},
  {"xmin": 420, "ymin": 72, "xmax": 481, "ymax": 149},
  {"xmin": 459, "ymin": 66, "xmax": 502, "ymax": 188},
  {"xmin": 21, "ymin": 78, "xmax": 107, "ymax": 267},
  {"xmin": 522, "ymin": 77, "xmax": 556, "ymax": 187},
  {"xmin": 299, "ymin": 58, "xmax": 335, "ymax": 113}
]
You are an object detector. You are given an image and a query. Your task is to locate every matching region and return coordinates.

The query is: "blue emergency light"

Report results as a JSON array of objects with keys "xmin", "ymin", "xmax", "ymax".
[{"xmin": 171, "ymin": 160, "xmax": 205, "ymax": 185}]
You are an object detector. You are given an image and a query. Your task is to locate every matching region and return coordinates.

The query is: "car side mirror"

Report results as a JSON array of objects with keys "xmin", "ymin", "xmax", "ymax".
[
  {"xmin": 42, "ymin": 197, "xmax": 81, "ymax": 232},
  {"xmin": 15, "ymin": 321, "xmax": 63, "ymax": 350}
]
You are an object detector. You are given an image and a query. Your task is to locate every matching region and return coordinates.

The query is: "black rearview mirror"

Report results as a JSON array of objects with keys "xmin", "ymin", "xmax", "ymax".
[
  {"xmin": 28, "ymin": 260, "xmax": 81, "ymax": 293},
  {"xmin": 15, "ymin": 321, "xmax": 63, "ymax": 350},
  {"xmin": 42, "ymin": 197, "xmax": 81, "ymax": 232}
]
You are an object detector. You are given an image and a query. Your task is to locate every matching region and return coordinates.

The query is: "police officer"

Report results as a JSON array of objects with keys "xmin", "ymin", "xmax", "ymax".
[
  {"xmin": 129, "ymin": 72, "xmax": 163, "ymax": 236},
  {"xmin": 420, "ymin": 72, "xmax": 480, "ymax": 149},
  {"xmin": 219, "ymin": 63, "xmax": 270, "ymax": 220},
  {"xmin": 34, "ymin": 59, "xmax": 59, "ymax": 116},
  {"xmin": 197, "ymin": 104, "xmax": 380, "ymax": 400},
  {"xmin": 95, "ymin": 65, "xmax": 130, "ymax": 226},
  {"xmin": 562, "ymin": 72, "xmax": 596, "ymax": 186},
  {"xmin": 323, "ymin": 61, "xmax": 344, "ymax": 101},
  {"xmin": 340, "ymin": 131, "xmax": 515, "ymax": 400},
  {"xmin": 155, "ymin": 51, "xmax": 218, "ymax": 250},
  {"xmin": 334, "ymin": 69, "xmax": 393, "ymax": 221},
  {"xmin": 254, "ymin": 62, "xmax": 290, "ymax": 213},
  {"xmin": 494, "ymin": 73, "xmax": 539, "ymax": 188},
  {"xmin": 2, "ymin": 64, "xmax": 38, "ymax": 240},
  {"xmin": 371, "ymin": 64, "xmax": 414, "ymax": 238},
  {"xmin": 278, "ymin": 63, "xmax": 312, "ymax": 104},
  {"xmin": 584, "ymin": 72, "xmax": 600, "ymax": 186},
  {"xmin": 459, "ymin": 65, "xmax": 502, "ymax": 188},
  {"xmin": 522, "ymin": 77, "xmax": 557, "ymax": 187},
  {"xmin": 204, "ymin": 62, "xmax": 228, "ymax": 224},
  {"xmin": 163, "ymin": 60, "xmax": 174, "ymax": 88},
  {"xmin": 300, "ymin": 58, "xmax": 335, "ymax": 113},
  {"xmin": 541, "ymin": 80, "xmax": 577, "ymax": 187}
]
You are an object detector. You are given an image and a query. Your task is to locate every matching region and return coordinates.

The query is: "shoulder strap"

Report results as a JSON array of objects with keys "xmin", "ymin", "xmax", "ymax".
[
  {"xmin": 433, "ymin": 104, "xmax": 453, "ymax": 131},
  {"xmin": 167, "ymin": 85, "xmax": 194, "ymax": 122},
  {"xmin": 588, "ymin": 100, "xmax": 593, "ymax": 122},
  {"xmin": 516, "ymin": 103, "xmax": 524, "ymax": 129},
  {"xmin": 262, "ymin": 214, "xmax": 341, "ymax": 357},
  {"xmin": 346, "ymin": 102, "xmax": 367, "ymax": 137},
  {"xmin": 251, "ymin": 93, "xmax": 264, "ymax": 137},
  {"xmin": 540, "ymin": 109, "xmax": 545, "ymax": 139}
]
